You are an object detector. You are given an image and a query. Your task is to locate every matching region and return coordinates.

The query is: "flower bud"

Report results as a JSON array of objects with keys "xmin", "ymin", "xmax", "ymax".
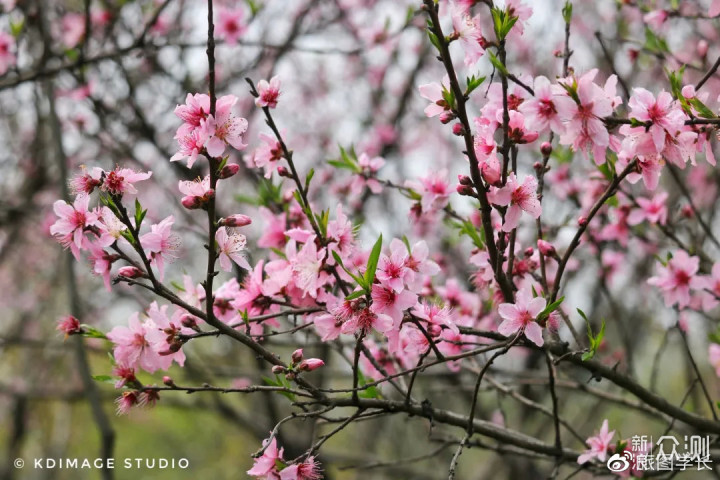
[
  {"xmin": 578, "ymin": 216, "xmax": 588, "ymax": 227},
  {"xmin": 117, "ymin": 266, "xmax": 145, "ymax": 279},
  {"xmin": 163, "ymin": 376, "xmax": 175, "ymax": 387},
  {"xmin": 457, "ymin": 174, "xmax": 472, "ymax": 186},
  {"xmin": 456, "ymin": 184, "xmax": 474, "ymax": 196},
  {"xmin": 439, "ymin": 111, "xmax": 455, "ymax": 124},
  {"xmin": 698, "ymin": 39, "xmax": 709, "ymax": 58},
  {"xmin": 524, "ymin": 247, "xmax": 534, "ymax": 258},
  {"xmin": 682, "ymin": 85, "xmax": 696, "ymax": 99},
  {"xmin": 180, "ymin": 315, "xmax": 198, "ymax": 329},
  {"xmin": 285, "ymin": 371, "xmax": 296, "ymax": 381},
  {"xmin": 291, "ymin": 348, "xmax": 304, "ymax": 364},
  {"xmin": 219, "ymin": 163, "xmax": 240, "ymax": 179},
  {"xmin": 427, "ymin": 324, "xmax": 442, "ymax": 337},
  {"xmin": 272, "ymin": 365, "xmax": 286, "ymax": 374},
  {"xmin": 277, "ymin": 166, "xmax": 291, "ymax": 178},
  {"xmin": 540, "ymin": 142, "xmax": 553, "ymax": 156},
  {"xmin": 219, "ymin": 214, "xmax": 252, "ymax": 227},
  {"xmin": 537, "ymin": 239, "xmax": 556, "ymax": 257},
  {"xmin": 57, "ymin": 315, "xmax": 82, "ymax": 337},
  {"xmin": 452, "ymin": 123, "xmax": 466, "ymax": 136},
  {"xmin": 181, "ymin": 195, "xmax": 203, "ymax": 210},
  {"xmin": 297, "ymin": 358, "xmax": 325, "ymax": 372}
]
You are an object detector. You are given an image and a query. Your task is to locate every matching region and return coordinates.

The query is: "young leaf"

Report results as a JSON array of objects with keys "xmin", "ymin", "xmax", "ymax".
[
  {"xmin": 364, "ymin": 234, "xmax": 383, "ymax": 287},
  {"xmin": 332, "ymin": 251, "xmax": 366, "ymax": 289}
]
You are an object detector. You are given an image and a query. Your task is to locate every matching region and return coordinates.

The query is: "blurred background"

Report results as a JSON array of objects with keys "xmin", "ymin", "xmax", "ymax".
[{"xmin": 2, "ymin": 0, "xmax": 720, "ymax": 478}]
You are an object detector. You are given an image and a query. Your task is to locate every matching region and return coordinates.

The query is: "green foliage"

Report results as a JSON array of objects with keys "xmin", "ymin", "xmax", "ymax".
[
  {"xmin": 487, "ymin": 50, "xmax": 508, "ymax": 76},
  {"xmin": 328, "ymin": 145, "xmax": 361, "ymax": 173},
  {"xmin": 578, "ymin": 309, "xmax": 606, "ymax": 361},
  {"xmin": 536, "ymin": 296, "xmax": 564, "ymax": 324},
  {"xmin": 491, "ymin": 7, "xmax": 518, "ymax": 41},
  {"xmin": 81, "ymin": 324, "xmax": 108, "ymax": 340},
  {"xmin": 262, "ymin": 375, "xmax": 296, "ymax": 402},
  {"xmin": 562, "ymin": 1, "xmax": 573, "ymax": 24},
  {"xmin": 643, "ymin": 27, "xmax": 669, "ymax": 54},
  {"xmin": 465, "ymin": 74, "xmax": 486, "ymax": 97},
  {"xmin": 235, "ymin": 178, "xmax": 284, "ymax": 208},
  {"xmin": 364, "ymin": 234, "xmax": 383, "ymax": 287},
  {"xmin": 355, "ymin": 370, "xmax": 381, "ymax": 399}
]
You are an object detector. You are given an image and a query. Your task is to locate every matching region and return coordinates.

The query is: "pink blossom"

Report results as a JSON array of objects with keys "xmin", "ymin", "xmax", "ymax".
[
  {"xmin": 350, "ymin": 153, "xmax": 385, "ymax": 194},
  {"xmin": 497, "ymin": 288, "xmax": 546, "ymax": 346},
  {"xmin": 326, "ymin": 205, "xmax": 355, "ymax": 258},
  {"xmin": 627, "ymin": 88, "xmax": 685, "ymax": 153},
  {"xmin": 0, "ymin": 31, "xmax": 16, "ymax": 75},
  {"xmin": 519, "ymin": 76, "xmax": 564, "ymax": 133},
  {"xmin": 256, "ymin": 76, "xmax": 281, "ymax": 108},
  {"xmin": 450, "ymin": 4, "xmax": 485, "ymax": 66},
  {"xmin": 405, "ymin": 169, "xmax": 451, "ymax": 213},
  {"xmin": 280, "ymin": 457, "xmax": 321, "ymax": 480},
  {"xmin": 140, "ymin": 216, "xmax": 179, "ymax": 281},
  {"xmin": 171, "ymin": 126, "xmax": 208, "ymax": 168},
  {"xmin": 341, "ymin": 306, "xmax": 393, "ymax": 335},
  {"xmin": 418, "ymin": 76, "xmax": 451, "ymax": 118},
  {"xmin": 50, "ymin": 194, "xmax": 101, "ymax": 260},
  {"xmin": 115, "ymin": 391, "xmax": 138, "ymax": 415},
  {"xmin": 412, "ymin": 302, "xmax": 457, "ymax": 333},
  {"xmin": 61, "ymin": 13, "xmax": 85, "ymax": 48},
  {"xmin": 215, "ymin": 227, "xmax": 251, "ymax": 272},
  {"xmin": 57, "ymin": 315, "xmax": 82, "ymax": 337},
  {"xmin": 287, "ymin": 237, "xmax": 327, "ymax": 299},
  {"xmin": 377, "ymin": 241, "xmax": 409, "ymax": 293},
  {"xmin": 370, "ymin": 283, "xmax": 417, "ymax": 325},
  {"xmin": 647, "ymin": 250, "xmax": 704, "ymax": 308},
  {"xmin": 711, "ymin": 0, "xmax": 720, "ymax": 17},
  {"xmin": 247, "ymin": 437, "xmax": 284, "ymax": 478},
  {"xmin": 577, "ymin": 419, "xmax": 615, "ymax": 464},
  {"xmin": 506, "ymin": 110, "xmax": 538, "ymax": 144},
  {"xmin": 216, "ymin": 7, "xmax": 246, "ymax": 44},
  {"xmin": 174, "ymin": 93, "xmax": 211, "ymax": 129},
  {"xmin": 203, "ymin": 95, "xmax": 249, "ymax": 157},
  {"xmin": 101, "ymin": 167, "xmax": 152, "ymax": 196},
  {"xmin": 488, "ymin": 174, "xmax": 541, "ymax": 232},
  {"xmin": 178, "ymin": 175, "xmax": 213, "ymax": 209},
  {"xmin": 643, "ymin": 10, "xmax": 668, "ymax": 30},
  {"xmin": 555, "ymin": 70, "xmax": 618, "ymax": 163},
  {"xmin": 627, "ymin": 192, "xmax": 668, "ymax": 225},
  {"xmin": 402, "ymin": 239, "xmax": 440, "ymax": 292},
  {"xmin": 87, "ymin": 244, "xmax": 116, "ymax": 292},
  {"xmin": 107, "ymin": 313, "xmax": 170, "ymax": 373},
  {"xmin": 709, "ymin": 344, "xmax": 720, "ymax": 377},
  {"xmin": 249, "ymin": 133, "xmax": 283, "ymax": 178},
  {"xmin": 69, "ymin": 166, "xmax": 104, "ymax": 195}
]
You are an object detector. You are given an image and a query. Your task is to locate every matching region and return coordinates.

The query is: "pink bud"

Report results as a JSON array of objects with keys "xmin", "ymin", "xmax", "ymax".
[
  {"xmin": 439, "ymin": 111, "xmax": 455, "ymax": 124},
  {"xmin": 181, "ymin": 195, "xmax": 203, "ymax": 210},
  {"xmin": 457, "ymin": 174, "xmax": 472, "ymax": 186},
  {"xmin": 162, "ymin": 376, "xmax": 175, "ymax": 387},
  {"xmin": 272, "ymin": 365, "xmax": 286, "ymax": 374},
  {"xmin": 291, "ymin": 349, "xmax": 304, "ymax": 364},
  {"xmin": 456, "ymin": 184, "xmax": 474, "ymax": 196},
  {"xmin": 277, "ymin": 166, "xmax": 291, "ymax": 178},
  {"xmin": 524, "ymin": 247, "xmax": 534, "ymax": 258},
  {"xmin": 540, "ymin": 142, "xmax": 553, "ymax": 156},
  {"xmin": 682, "ymin": 85, "xmax": 696, "ymax": 99},
  {"xmin": 219, "ymin": 214, "xmax": 252, "ymax": 227},
  {"xmin": 57, "ymin": 315, "xmax": 82, "ymax": 336},
  {"xmin": 219, "ymin": 163, "xmax": 240, "ymax": 179},
  {"xmin": 537, "ymin": 239, "xmax": 556, "ymax": 257},
  {"xmin": 180, "ymin": 315, "xmax": 197, "ymax": 329},
  {"xmin": 452, "ymin": 123, "xmax": 465, "ymax": 136},
  {"xmin": 117, "ymin": 266, "xmax": 145, "ymax": 279},
  {"xmin": 427, "ymin": 324, "xmax": 442, "ymax": 337},
  {"xmin": 298, "ymin": 358, "xmax": 325, "ymax": 372},
  {"xmin": 578, "ymin": 216, "xmax": 588, "ymax": 227},
  {"xmin": 698, "ymin": 40, "xmax": 709, "ymax": 58},
  {"xmin": 481, "ymin": 162, "xmax": 501, "ymax": 186}
]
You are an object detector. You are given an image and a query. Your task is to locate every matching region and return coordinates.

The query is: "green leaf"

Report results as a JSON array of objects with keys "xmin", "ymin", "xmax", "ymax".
[
  {"xmin": 332, "ymin": 251, "xmax": 366, "ymax": 289},
  {"xmin": 345, "ymin": 290, "xmax": 366, "ymax": 301},
  {"xmin": 427, "ymin": 30, "xmax": 441, "ymax": 52},
  {"xmin": 537, "ymin": 296, "xmax": 564, "ymax": 322},
  {"xmin": 562, "ymin": 1, "xmax": 573, "ymax": 24},
  {"xmin": 465, "ymin": 74, "xmax": 487, "ymax": 97},
  {"xmin": 10, "ymin": 17, "xmax": 24, "ymax": 37},
  {"xmin": 356, "ymin": 370, "xmax": 381, "ymax": 399},
  {"xmin": 644, "ymin": 27, "xmax": 669, "ymax": 54},
  {"xmin": 487, "ymin": 50, "xmax": 508, "ymax": 76},
  {"xmin": 92, "ymin": 375, "xmax": 116, "ymax": 384},
  {"xmin": 689, "ymin": 98, "xmax": 717, "ymax": 119},
  {"xmin": 81, "ymin": 325, "xmax": 107, "ymax": 340},
  {"xmin": 364, "ymin": 234, "xmax": 383, "ymax": 287},
  {"xmin": 304, "ymin": 168, "xmax": 315, "ymax": 192}
]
